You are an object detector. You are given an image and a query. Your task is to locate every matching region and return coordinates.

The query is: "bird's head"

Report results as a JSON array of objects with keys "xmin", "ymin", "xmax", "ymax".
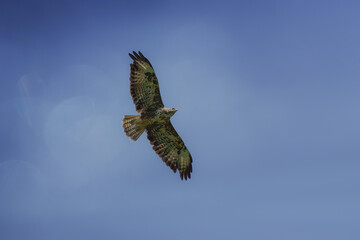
[{"xmin": 164, "ymin": 107, "xmax": 177, "ymax": 117}]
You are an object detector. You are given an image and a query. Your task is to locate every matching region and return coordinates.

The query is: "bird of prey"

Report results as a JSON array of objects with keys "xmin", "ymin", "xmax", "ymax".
[{"xmin": 122, "ymin": 51, "xmax": 193, "ymax": 180}]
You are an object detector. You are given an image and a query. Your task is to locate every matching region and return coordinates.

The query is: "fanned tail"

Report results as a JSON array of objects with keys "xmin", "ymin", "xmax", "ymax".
[{"xmin": 122, "ymin": 115, "xmax": 145, "ymax": 141}]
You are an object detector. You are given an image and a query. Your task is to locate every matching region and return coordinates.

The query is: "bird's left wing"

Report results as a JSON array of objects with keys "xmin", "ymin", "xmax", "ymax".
[
  {"xmin": 146, "ymin": 121, "xmax": 193, "ymax": 180},
  {"xmin": 129, "ymin": 51, "xmax": 164, "ymax": 113}
]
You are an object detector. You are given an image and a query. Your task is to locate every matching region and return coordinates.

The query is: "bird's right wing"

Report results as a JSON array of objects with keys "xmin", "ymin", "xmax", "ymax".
[{"xmin": 129, "ymin": 51, "xmax": 164, "ymax": 113}]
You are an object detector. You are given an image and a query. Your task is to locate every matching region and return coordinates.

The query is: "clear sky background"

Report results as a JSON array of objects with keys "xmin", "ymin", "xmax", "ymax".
[{"xmin": 1, "ymin": 0, "xmax": 359, "ymax": 239}]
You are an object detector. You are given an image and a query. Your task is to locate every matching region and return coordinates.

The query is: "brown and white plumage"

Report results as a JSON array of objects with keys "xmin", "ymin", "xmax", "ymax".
[
  {"xmin": 146, "ymin": 121, "xmax": 192, "ymax": 180},
  {"xmin": 123, "ymin": 51, "xmax": 193, "ymax": 180},
  {"xmin": 129, "ymin": 51, "xmax": 164, "ymax": 113}
]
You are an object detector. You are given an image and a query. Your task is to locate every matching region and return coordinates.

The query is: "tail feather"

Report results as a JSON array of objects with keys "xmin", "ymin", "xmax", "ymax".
[{"xmin": 122, "ymin": 115, "xmax": 145, "ymax": 141}]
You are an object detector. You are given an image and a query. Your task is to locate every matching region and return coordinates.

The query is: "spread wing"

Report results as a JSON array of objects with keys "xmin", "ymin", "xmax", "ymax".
[
  {"xmin": 146, "ymin": 121, "xmax": 193, "ymax": 180},
  {"xmin": 129, "ymin": 51, "xmax": 164, "ymax": 113}
]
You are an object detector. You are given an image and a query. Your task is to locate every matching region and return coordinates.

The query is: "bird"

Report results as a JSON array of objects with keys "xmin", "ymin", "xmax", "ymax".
[{"xmin": 122, "ymin": 51, "xmax": 193, "ymax": 180}]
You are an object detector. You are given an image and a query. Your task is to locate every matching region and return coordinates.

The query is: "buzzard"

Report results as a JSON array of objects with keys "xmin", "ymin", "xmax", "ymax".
[{"xmin": 122, "ymin": 51, "xmax": 193, "ymax": 180}]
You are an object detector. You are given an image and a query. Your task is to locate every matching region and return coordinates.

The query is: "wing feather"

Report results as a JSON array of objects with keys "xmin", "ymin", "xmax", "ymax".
[
  {"xmin": 146, "ymin": 121, "xmax": 193, "ymax": 180},
  {"xmin": 129, "ymin": 51, "xmax": 164, "ymax": 113}
]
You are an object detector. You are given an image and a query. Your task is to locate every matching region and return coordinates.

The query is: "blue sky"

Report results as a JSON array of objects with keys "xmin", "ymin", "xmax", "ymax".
[{"xmin": 1, "ymin": 0, "xmax": 360, "ymax": 239}]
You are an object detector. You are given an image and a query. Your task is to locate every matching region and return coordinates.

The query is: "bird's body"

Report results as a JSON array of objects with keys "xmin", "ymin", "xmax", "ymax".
[
  {"xmin": 141, "ymin": 107, "xmax": 177, "ymax": 123},
  {"xmin": 122, "ymin": 51, "xmax": 192, "ymax": 180}
]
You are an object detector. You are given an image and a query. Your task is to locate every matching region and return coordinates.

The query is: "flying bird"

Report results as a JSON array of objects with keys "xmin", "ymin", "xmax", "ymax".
[{"xmin": 122, "ymin": 51, "xmax": 193, "ymax": 180}]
